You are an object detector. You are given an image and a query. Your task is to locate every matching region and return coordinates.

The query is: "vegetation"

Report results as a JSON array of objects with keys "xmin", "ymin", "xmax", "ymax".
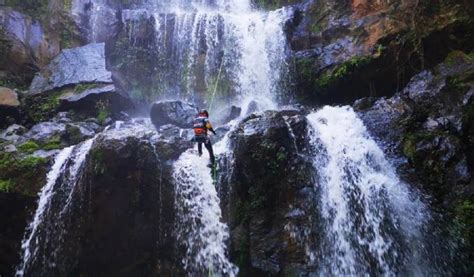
[
  {"xmin": 0, "ymin": 152, "xmax": 48, "ymax": 196},
  {"xmin": 0, "ymin": 180, "xmax": 14, "ymax": 193},
  {"xmin": 96, "ymin": 100, "xmax": 110, "ymax": 125},
  {"xmin": 42, "ymin": 136, "xmax": 62, "ymax": 150},
  {"xmin": 17, "ymin": 140, "xmax": 40, "ymax": 154},
  {"xmin": 25, "ymin": 93, "xmax": 61, "ymax": 123},
  {"xmin": 456, "ymin": 200, "xmax": 474, "ymax": 272}
]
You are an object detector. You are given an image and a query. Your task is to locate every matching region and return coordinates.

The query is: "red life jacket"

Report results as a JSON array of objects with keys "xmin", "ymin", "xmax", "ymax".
[{"xmin": 193, "ymin": 116, "xmax": 208, "ymax": 136}]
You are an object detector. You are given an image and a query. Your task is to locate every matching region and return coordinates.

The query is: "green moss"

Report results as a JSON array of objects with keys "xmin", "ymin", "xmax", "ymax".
[
  {"xmin": 0, "ymin": 152, "xmax": 48, "ymax": 195},
  {"xmin": 65, "ymin": 125, "xmax": 83, "ymax": 145},
  {"xmin": 74, "ymin": 83, "xmax": 100, "ymax": 93},
  {"xmin": 90, "ymin": 149, "xmax": 106, "ymax": 175},
  {"xmin": 315, "ymin": 56, "xmax": 372, "ymax": 89},
  {"xmin": 18, "ymin": 140, "xmax": 40, "ymax": 154},
  {"xmin": 19, "ymin": 156, "xmax": 47, "ymax": 168},
  {"xmin": 455, "ymin": 200, "xmax": 474, "ymax": 272},
  {"xmin": 0, "ymin": 180, "xmax": 14, "ymax": 193},
  {"xmin": 42, "ymin": 136, "xmax": 62, "ymax": 151},
  {"xmin": 402, "ymin": 134, "xmax": 417, "ymax": 161},
  {"xmin": 96, "ymin": 100, "xmax": 109, "ymax": 125},
  {"xmin": 26, "ymin": 93, "xmax": 61, "ymax": 123}
]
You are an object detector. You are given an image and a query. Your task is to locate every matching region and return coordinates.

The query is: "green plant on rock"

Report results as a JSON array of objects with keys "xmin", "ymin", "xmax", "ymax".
[
  {"xmin": 0, "ymin": 152, "xmax": 48, "ymax": 195},
  {"xmin": 19, "ymin": 156, "xmax": 47, "ymax": 169},
  {"xmin": 26, "ymin": 93, "xmax": 61, "ymax": 123},
  {"xmin": 96, "ymin": 100, "xmax": 110, "ymax": 125},
  {"xmin": 0, "ymin": 180, "xmax": 14, "ymax": 193},
  {"xmin": 74, "ymin": 83, "xmax": 100, "ymax": 93},
  {"xmin": 455, "ymin": 199, "xmax": 474, "ymax": 272},
  {"xmin": 42, "ymin": 136, "xmax": 62, "ymax": 151},
  {"xmin": 90, "ymin": 149, "xmax": 106, "ymax": 175},
  {"xmin": 18, "ymin": 140, "xmax": 40, "ymax": 154},
  {"xmin": 316, "ymin": 56, "xmax": 372, "ymax": 89}
]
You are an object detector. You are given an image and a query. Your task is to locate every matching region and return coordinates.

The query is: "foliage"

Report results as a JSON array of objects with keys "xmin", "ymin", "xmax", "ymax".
[
  {"xmin": 0, "ymin": 152, "xmax": 48, "ymax": 195},
  {"xmin": 74, "ymin": 83, "xmax": 100, "ymax": 93},
  {"xmin": 315, "ymin": 56, "xmax": 372, "ymax": 89},
  {"xmin": 455, "ymin": 200, "xmax": 474, "ymax": 272},
  {"xmin": 25, "ymin": 93, "xmax": 61, "ymax": 123},
  {"xmin": 17, "ymin": 140, "xmax": 40, "ymax": 154},
  {"xmin": 90, "ymin": 149, "xmax": 106, "ymax": 175},
  {"xmin": 42, "ymin": 136, "xmax": 62, "ymax": 151},
  {"xmin": 0, "ymin": 180, "xmax": 14, "ymax": 193},
  {"xmin": 96, "ymin": 100, "xmax": 109, "ymax": 125}
]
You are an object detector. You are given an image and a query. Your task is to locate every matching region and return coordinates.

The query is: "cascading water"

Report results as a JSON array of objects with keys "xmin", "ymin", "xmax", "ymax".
[
  {"xmin": 16, "ymin": 138, "xmax": 97, "ymax": 276},
  {"xmin": 118, "ymin": 0, "xmax": 290, "ymax": 110},
  {"xmin": 306, "ymin": 106, "xmax": 437, "ymax": 275},
  {"xmin": 173, "ymin": 150, "xmax": 238, "ymax": 276}
]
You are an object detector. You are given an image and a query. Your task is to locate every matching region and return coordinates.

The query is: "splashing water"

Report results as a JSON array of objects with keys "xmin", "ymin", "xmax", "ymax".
[
  {"xmin": 16, "ymin": 146, "xmax": 75, "ymax": 277},
  {"xmin": 173, "ymin": 150, "xmax": 238, "ymax": 276},
  {"xmin": 117, "ymin": 0, "xmax": 290, "ymax": 110},
  {"xmin": 16, "ymin": 138, "xmax": 97, "ymax": 276},
  {"xmin": 306, "ymin": 106, "xmax": 432, "ymax": 275}
]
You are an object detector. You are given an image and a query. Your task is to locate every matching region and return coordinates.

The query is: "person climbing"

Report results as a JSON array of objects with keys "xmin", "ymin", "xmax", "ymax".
[{"xmin": 193, "ymin": 109, "xmax": 217, "ymax": 166}]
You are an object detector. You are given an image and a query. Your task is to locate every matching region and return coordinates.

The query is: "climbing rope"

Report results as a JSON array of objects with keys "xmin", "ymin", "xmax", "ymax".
[{"xmin": 208, "ymin": 53, "xmax": 225, "ymax": 114}]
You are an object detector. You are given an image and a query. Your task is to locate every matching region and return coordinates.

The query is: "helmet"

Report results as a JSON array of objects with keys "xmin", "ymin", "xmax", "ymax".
[{"xmin": 198, "ymin": 109, "xmax": 209, "ymax": 118}]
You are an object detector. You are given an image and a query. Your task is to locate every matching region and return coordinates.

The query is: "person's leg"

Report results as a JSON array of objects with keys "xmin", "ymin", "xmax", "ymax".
[
  {"xmin": 205, "ymin": 140, "xmax": 215, "ymax": 165},
  {"xmin": 197, "ymin": 141, "xmax": 203, "ymax": 156}
]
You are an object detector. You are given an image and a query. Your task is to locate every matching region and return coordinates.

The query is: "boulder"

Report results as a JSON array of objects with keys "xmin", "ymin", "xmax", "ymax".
[
  {"xmin": 150, "ymin": 100, "xmax": 197, "ymax": 129},
  {"xmin": 58, "ymin": 84, "xmax": 133, "ymax": 115},
  {"xmin": 356, "ymin": 52, "xmax": 474, "ymax": 273},
  {"xmin": 22, "ymin": 122, "xmax": 66, "ymax": 145},
  {"xmin": 289, "ymin": 0, "xmax": 474, "ymax": 105},
  {"xmin": 0, "ymin": 8, "xmax": 56, "ymax": 86},
  {"xmin": 213, "ymin": 105, "xmax": 242, "ymax": 126},
  {"xmin": 221, "ymin": 110, "xmax": 316, "ymax": 275},
  {"xmin": 0, "ymin": 87, "xmax": 20, "ymax": 128},
  {"xmin": 29, "ymin": 43, "xmax": 113, "ymax": 95},
  {"xmin": 0, "ymin": 87, "xmax": 20, "ymax": 107},
  {"xmin": 19, "ymin": 121, "xmax": 190, "ymax": 276},
  {"xmin": 25, "ymin": 43, "xmax": 133, "ymax": 120}
]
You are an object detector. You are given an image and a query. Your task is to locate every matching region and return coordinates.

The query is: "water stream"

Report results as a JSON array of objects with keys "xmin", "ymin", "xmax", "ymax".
[
  {"xmin": 98, "ymin": 0, "xmax": 290, "ymax": 110},
  {"xmin": 16, "ymin": 138, "xmax": 97, "ymax": 276},
  {"xmin": 306, "ymin": 106, "xmax": 434, "ymax": 275},
  {"xmin": 173, "ymin": 150, "xmax": 238, "ymax": 276}
]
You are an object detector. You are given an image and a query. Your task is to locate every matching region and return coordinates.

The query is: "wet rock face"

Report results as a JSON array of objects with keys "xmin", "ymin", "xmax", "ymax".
[
  {"xmin": 288, "ymin": 0, "xmax": 474, "ymax": 105},
  {"xmin": 150, "ymin": 100, "xmax": 197, "ymax": 129},
  {"xmin": 0, "ymin": 193, "xmax": 35, "ymax": 277},
  {"xmin": 223, "ymin": 110, "xmax": 317, "ymax": 275},
  {"xmin": 356, "ymin": 52, "xmax": 474, "ymax": 271},
  {"xmin": 0, "ymin": 87, "xmax": 20, "ymax": 128},
  {"xmin": 29, "ymin": 43, "xmax": 113, "ymax": 94},
  {"xmin": 0, "ymin": 8, "xmax": 56, "ymax": 86},
  {"xmin": 357, "ymin": 52, "xmax": 474, "ymax": 203},
  {"xmin": 23, "ymin": 43, "xmax": 133, "ymax": 121},
  {"xmin": 21, "ymin": 123, "xmax": 190, "ymax": 276}
]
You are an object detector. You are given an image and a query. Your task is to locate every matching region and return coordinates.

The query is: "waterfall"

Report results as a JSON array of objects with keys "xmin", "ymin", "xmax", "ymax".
[
  {"xmin": 173, "ymin": 150, "xmax": 238, "ymax": 276},
  {"xmin": 117, "ymin": 0, "xmax": 290, "ymax": 109},
  {"xmin": 306, "ymin": 106, "xmax": 434, "ymax": 275},
  {"xmin": 16, "ymin": 138, "xmax": 96, "ymax": 276}
]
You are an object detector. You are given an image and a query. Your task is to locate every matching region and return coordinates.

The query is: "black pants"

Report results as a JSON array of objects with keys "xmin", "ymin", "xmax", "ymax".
[{"xmin": 196, "ymin": 136, "xmax": 215, "ymax": 165}]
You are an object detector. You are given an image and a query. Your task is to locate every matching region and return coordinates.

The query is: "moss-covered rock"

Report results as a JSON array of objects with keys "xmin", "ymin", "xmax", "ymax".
[
  {"xmin": 356, "ymin": 51, "xmax": 474, "ymax": 275},
  {"xmin": 0, "ymin": 152, "xmax": 49, "ymax": 196},
  {"xmin": 222, "ymin": 109, "xmax": 316, "ymax": 275},
  {"xmin": 290, "ymin": 0, "xmax": 474, "ymax": 105}
]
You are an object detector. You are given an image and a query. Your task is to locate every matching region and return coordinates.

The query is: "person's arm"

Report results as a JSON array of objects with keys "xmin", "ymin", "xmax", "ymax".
[{"xmin": 206, "ymin": 121, "xmax": 217, "ymax": 135}]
